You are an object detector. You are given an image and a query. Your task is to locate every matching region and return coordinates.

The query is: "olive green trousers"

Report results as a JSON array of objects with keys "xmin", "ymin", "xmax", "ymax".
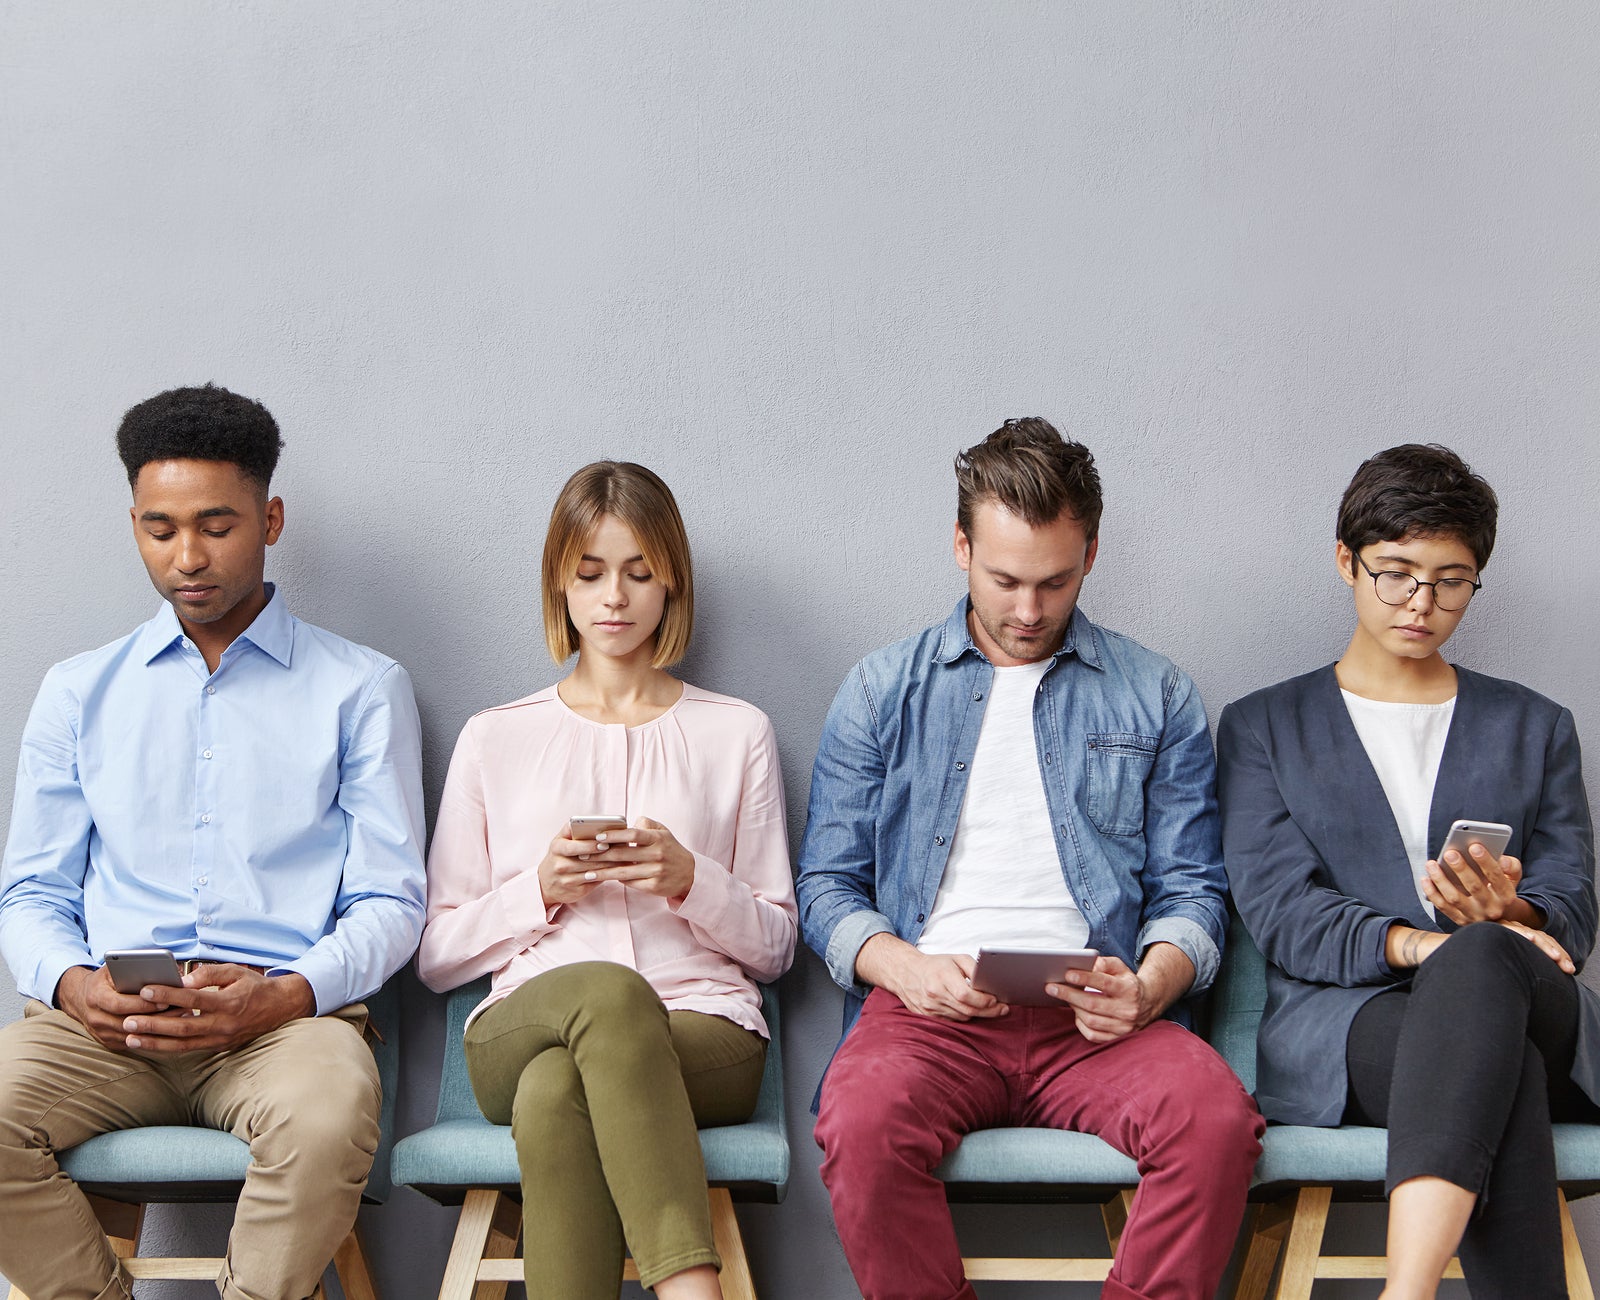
[{"xmin": 465, "ymin": 962, "xmax": 766, "ymax": 1298}]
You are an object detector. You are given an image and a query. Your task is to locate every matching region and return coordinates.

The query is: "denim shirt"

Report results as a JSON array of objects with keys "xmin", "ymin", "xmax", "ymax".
[{"xmin": 797, "ymin": 598, "xmax": 1226, "ymax": 1042}]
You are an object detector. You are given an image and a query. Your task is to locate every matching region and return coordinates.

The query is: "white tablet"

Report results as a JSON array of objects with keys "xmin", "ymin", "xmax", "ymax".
[{"xmin": 970, "ymin": 947, "xmax": 1098, "ymax": 1007}]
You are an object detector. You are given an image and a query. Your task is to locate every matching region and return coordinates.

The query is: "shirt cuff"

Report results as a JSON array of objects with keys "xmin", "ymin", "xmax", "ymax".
[
  {"xmin": 825, "ymin": 909, "xmax": 895, "ymax": 996},
  {"xmin": 500, "ymin": 869, "xmax": 560, "ymax": 938},
  {"xmin": 672, "ymin": 853, "xmax": 732, "ymax": 928},
  {"xmin": 271, "ymin": 952, "xmax": 342, "ymax": 1016},
  {"xmin": 34, "ymin": 945, "xmax": 96, "ymax": 1008},
  {"xmin": 1137, "ymin": 916, "xmax": 1218, "ymax": 994}
]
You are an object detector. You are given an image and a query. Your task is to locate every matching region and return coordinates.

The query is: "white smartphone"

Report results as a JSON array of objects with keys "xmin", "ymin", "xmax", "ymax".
[
  {"xmin": 1436, "ymin": 819, "xmax": 1514, "ymax": 889},
  {"xmin": 569, "ymin": 814, "xmax": 628, "ymax": 841},
  {"xmin": 104, "ymin": 947, "xmax": 185, "ymax": 995},
  {"xmin": 970, "ymin": 947, "xmax": 1099, "ymax": 1008}
]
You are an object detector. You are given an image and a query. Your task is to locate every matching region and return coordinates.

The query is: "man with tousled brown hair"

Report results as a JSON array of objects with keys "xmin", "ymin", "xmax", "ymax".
[{"xmin": 799, "ymin": 418, "xmax": 1262, "ymax": 1300}]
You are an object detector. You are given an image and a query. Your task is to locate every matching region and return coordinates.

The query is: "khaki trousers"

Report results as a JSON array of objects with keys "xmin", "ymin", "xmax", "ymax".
[
  {"xmin": 465, "ymin": 962, "xmax": 766, "ymax": 1299},
  {"xmin": 0, "ymin": 1000, "xmax": 380, "ymax": 1300}
]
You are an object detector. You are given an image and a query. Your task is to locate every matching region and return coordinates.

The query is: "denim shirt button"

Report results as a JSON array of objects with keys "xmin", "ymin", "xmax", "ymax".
[
  {"xmin": 1045, "ymin": 753, "xmax": 1053, "ymax": 764},
  {"xmin": 934, "ymin": 835, "xmax": 945, "ymax": 846},
  {"xmin": 972, "ymin": 692, "xmax": 982, "ymax": 701},
  {"xmin": 955, "ymin": 761, "xmax": 966, "ymax": 770},
  {"xmin": 916, "ymin": 912, "xmax": 925, "ymax": 923}
]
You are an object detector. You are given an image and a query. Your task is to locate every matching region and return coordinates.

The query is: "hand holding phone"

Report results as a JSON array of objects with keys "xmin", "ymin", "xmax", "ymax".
[
  {"xmin": 104, "ymin": 947, "xmax": 185, "ymax": 995},
  {"xmin": 1426, "ymin": 819, "xmax": 1523, "ymax": 926}
]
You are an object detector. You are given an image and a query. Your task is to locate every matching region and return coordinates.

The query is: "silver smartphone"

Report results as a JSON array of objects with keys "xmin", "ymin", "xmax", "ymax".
[
  {"xmin": 569, "ymin": 814, "xmax": 628, "ymax": 841},
  {"xmin": 970, "ymin": 947, "xmax": 1099, "ymax": 1008},
  {"xmin": 104, "ymin": 947, "xmax": 185, "ymax": 995},
  {"xmin": 1436, "ymin": 819, "xmax": 1514, "ymax": 888}
]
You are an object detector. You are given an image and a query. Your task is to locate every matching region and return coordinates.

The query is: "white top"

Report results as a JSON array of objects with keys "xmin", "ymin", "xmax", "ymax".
[
  {"xmin": 917, "ymin": 660, "xmax": 1089, "ymax": 959},
  {"xmin": 1341, "ymin": 690, "xmax": 1457, "ymax": 916}
]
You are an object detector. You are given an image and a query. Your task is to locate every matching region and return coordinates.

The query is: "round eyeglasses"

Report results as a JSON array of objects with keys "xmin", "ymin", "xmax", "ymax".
[{"xmin": 1354, "ymin": 553, "xmax": 1482, "ymax": 611}]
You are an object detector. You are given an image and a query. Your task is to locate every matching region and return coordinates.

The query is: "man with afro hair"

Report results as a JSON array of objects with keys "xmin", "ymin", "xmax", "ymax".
[{"xmin": 0, "ymin": 384, "xmax": 426, "ymax": 1300}]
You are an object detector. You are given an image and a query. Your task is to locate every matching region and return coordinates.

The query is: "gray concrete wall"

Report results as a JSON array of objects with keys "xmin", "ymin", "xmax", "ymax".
[{"xmin": 2, "ymin": 3, "xmax": 1596, "ymax": 1296}]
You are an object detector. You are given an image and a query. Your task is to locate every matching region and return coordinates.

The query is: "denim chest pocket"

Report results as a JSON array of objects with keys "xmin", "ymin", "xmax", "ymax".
[{"xmin": 1085, "ymin": 733, "xmax": 1159, "ymax": 836}]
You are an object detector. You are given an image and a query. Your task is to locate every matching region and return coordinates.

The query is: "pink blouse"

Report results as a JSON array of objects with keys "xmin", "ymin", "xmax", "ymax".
[{"xmin": 417, "ymin": 683, "xmax": 797, "ymax": 1038}]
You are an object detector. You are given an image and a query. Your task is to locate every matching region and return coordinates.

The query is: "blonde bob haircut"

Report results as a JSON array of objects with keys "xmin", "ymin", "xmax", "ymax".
[{"xmin": 541, "ymin": 461, "xmax": 694, "ymax": 668}]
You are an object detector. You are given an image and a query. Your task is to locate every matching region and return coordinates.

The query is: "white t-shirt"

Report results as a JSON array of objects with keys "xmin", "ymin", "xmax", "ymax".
[
  {"xmin": 916, "ymin": 660, "xmax": 1090, "ymax": 959},
  {"xmin": 1340, "ymin": 689, "xmax": 1457, "ymax": 916}
]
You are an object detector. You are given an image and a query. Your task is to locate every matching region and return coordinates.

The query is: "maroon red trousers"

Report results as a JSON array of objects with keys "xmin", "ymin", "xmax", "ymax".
[{"xmin": 816, "ymin": 989, "xmax": 1264, "ymax": 1300}]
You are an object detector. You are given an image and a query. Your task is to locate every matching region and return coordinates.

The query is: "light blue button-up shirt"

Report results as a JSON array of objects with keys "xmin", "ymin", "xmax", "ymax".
[
  {"xmin": 0, "ymin": 585, "xmax": 427, "ymax": 1013},
  {"xmin": 798, "ymin": 598, "xmax": 1227, "ymax": 1046}
]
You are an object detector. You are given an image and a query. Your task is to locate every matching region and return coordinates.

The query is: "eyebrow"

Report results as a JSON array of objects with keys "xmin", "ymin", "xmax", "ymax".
[
  {"xmin": 983, "ymin": 563, "xmax": 1078, "ymax": 584},
  {"xmin": 579, "ymin": 552, "xmax": 647, "ymax": 565},
  {"xmin": 139, "ymin": 506, "xmax": 243, "ymax": 523},
  {"xmin": 1371, "ymin": 552, "xmax": 1477, "ymax": 574}
]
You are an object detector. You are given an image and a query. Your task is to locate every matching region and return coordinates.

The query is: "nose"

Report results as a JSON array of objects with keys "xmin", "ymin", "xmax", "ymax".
[
  {"xmin": 1015, "ymin": 587, "xmax": 1042, "ymax": 625},
  {"xmin": 1408, "ymin": 582, "xmax": 1436, "ymax": 614},
  {"xmin": 176, "ymin": 532, "xmax": 208, "ymax": 575},
  {"xmin": 602, "ymin": 574, "xmax": 627, "ymax": 607}
]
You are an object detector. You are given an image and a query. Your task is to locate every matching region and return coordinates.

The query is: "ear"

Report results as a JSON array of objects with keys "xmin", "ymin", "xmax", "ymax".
[
  {"xmin": 954, "ymin": 521, "xmax": 972, "ymax": 573},
  {"xmin": 265, "ymin": 497, "xmax": 285, "ymax": 547},
  {"xmin": 1335, "ymin": 541, "xmax": 1357, "ymax": 590},
  {"xmin": 1082, "ymin": 535, "xmax": 1099, "ymax": 578}
]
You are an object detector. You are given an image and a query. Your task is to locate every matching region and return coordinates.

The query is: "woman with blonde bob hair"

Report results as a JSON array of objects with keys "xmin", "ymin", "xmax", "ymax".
[{"xmin": 419, "ymin": 461, "xmax": 798, "ymax": 1300}]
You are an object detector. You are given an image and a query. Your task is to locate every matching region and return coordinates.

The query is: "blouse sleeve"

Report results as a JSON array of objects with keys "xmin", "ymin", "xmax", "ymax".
[
  {"xmin": 668, "ymin": 710, "xmax": 798, "ymax": 983},
  {"xmin": 415, "ymin": 719, "xmax": 558, "ymax": 993}
]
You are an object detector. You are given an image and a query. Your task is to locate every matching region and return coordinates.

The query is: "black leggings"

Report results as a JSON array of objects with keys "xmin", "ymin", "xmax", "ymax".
[{"xmin": 1344, "ymin": 921, "xmax": 1599, "ymax": 1297}]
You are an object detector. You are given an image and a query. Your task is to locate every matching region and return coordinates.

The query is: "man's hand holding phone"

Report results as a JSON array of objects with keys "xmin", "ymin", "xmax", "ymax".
[{"xmin": 55, "ymin": 964, "xmax": 177, "ymax": 1052}]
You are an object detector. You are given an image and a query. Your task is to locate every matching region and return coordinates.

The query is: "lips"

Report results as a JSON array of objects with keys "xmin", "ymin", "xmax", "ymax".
[{"xmin": 174, "ymin": 586, "xmax": 218, "ymax": 602}]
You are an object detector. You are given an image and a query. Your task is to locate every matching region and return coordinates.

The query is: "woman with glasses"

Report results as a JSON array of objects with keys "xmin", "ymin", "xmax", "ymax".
[
  {"xmin": 418, "ymin": 461, "xmax": 797, "ymax": 1300},
  {"xmin": 1217, "ymin": 444, "xmax": 1597, "ymax": 1300}
]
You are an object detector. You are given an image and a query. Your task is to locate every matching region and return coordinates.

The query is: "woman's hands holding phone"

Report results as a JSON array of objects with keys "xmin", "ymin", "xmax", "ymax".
[
  {"xmin": 583, "ymin": 818, "xmax": 696, "ymax": 903},
  {"xmin": 537, "ymin": 818, "xmax": 696, "ymax": 907},
  {"xmin": 1423, "ymin": 844, "xmax": 1523, "ymax": 924}
]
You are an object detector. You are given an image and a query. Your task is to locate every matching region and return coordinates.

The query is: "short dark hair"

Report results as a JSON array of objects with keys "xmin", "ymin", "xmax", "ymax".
[
  {"xmin": 955, "ymin": 417, "xmax": 1103, "ymax": 541},
  {"xmin": 1337, "ymin": 443, "xmax": 1498, "ymax": 570},
  {"xmin": 116, "ymin": 384, "xmax": 284, "ymax": 490}
]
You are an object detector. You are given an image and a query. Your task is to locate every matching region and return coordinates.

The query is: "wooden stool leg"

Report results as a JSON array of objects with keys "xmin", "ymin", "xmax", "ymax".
[
  {"xmin": 86, "ymin": 1194, "xmax": 144, "ymax": 1261},
  {"xmin": 709, "ymin": 1188, "xmax": 757, "ymax": 1300},
  {"xmin": 438, "ymin": 1189, "xmax": 519, "ymax": 1300},
  {"xmin": 334, "ymin": 1223, "xmax": 380, "ymax": 1300},
  {"xmin": 1273, "ymin": 1186, "xmax": 1332, "ymax": 1300},
  {"xmin": 1561, "ymin": 1193, "xmax": 1596, "ymax": 1300},
  {"xmin": 1233, "ymin": 1199, "xmax": 1294, "ymax": 1300},
  {"xmin": 1101, "ymin": 1189, "xmax": 1136, "ymax": 1256}
]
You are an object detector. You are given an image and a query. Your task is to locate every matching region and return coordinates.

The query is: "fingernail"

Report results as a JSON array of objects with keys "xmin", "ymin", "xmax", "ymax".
[{"xmin": 127, "ymin": 1037, "xmax": 141, "ymax": 1048}]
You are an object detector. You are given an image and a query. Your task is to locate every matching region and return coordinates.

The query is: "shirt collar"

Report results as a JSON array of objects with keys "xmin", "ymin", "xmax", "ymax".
[
  {"xmin": 932, "ymin": 596, "xmax": 1103, "ymax": 671},
  {"xmin": 137, "ymin": 583, "xmax": 293, "ymax": 668}
]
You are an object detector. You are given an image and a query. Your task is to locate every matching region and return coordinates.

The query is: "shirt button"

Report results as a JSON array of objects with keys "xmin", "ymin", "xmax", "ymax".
[
  {"xmin": 201, "ymin": 813, "xmax": 212, "ymax": 824},
  {"xmin": 972, "ymin": 692, "xmax": 983, "ymax": 701},
  {"xmin": 955, "ymin": 761, "xmax": 966, "ymax": 771},
  {"xmin": 205, "ymin": 685, "xmax": 216, "ymax": 695},
  {"xmin": 200, "ymin": 914, "xmax": 212, "ymax": 925},
  {"xmin": 197, "ymin": 876, "xmax": 208, "ymax": 886},
  {"xmin": 934, "ymin": 835, "xmax": 946, "ymax": 846},
  {"xmin": 202, "ymin": 749, "xmax": 213, "ymax": 759},
  {"xmin": 916, "ymin": 912, "xmax": 925, "ymax": 923},
  {"xmin": 181, "ymin": 639, "xmax": 191, "ymax": 650},
  {"xmin": 1045, "ymin": 753, "xmax": 1053, "ymax": 764}
]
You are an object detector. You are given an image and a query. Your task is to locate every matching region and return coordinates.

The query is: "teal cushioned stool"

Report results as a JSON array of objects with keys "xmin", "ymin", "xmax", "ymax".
[
  {"xmin": 5, "ymin": 979, "xmax": 401, "ymax": 1300},
  {"xmin": 930, "ymin": 1127, "xmax": 1142, "ymax": 1285},
  {"xmin": 1209, "ymin": 915, "xmax": 1600, "ymax": 1299},
  {"xmin": 391, "ymin": 978, "xmax": 789, "ymax": 1300}
]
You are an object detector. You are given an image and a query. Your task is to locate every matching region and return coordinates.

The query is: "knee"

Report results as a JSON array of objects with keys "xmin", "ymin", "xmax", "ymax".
[
  {"xmin": 249, "ymin": 1026, "xmax": 380, "ymax": 1167},
  {"xmin": 509, "ymin": 1053, "xmax": 584, "ymax": 1149},
  {"xmin": 816, "ymin": 1065, "xmax": 927, "ymax": 1170},
  {"xmin": 558, "ymin": 962, "xmax": 665, "ymax": 1023},
  {"xmin": 1423, "ymin": 919, "xmax": 1525, "ymax": 972}
]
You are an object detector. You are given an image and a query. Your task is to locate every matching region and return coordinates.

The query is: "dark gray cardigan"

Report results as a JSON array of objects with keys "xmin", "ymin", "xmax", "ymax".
[{"xmin": 1217, "ymin": 664, "xmax": 1597, "ymax": 1126}]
